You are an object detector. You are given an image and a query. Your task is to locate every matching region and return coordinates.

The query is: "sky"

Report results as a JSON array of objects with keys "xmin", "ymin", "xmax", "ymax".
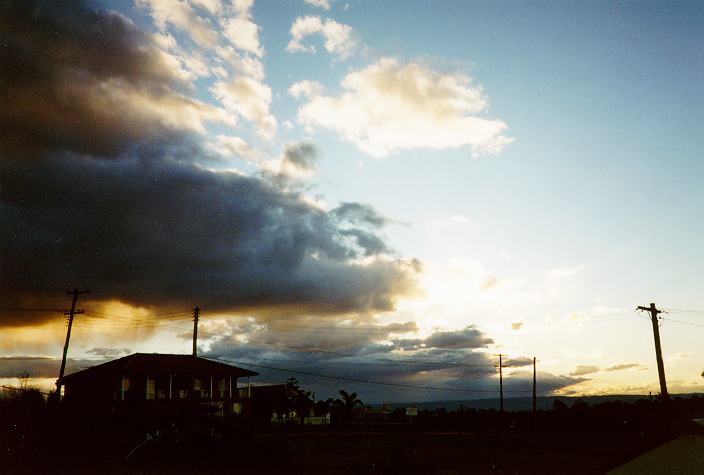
[{"xmin": 1, "ymin": 0, "xmax": 703, "ymax": 403}]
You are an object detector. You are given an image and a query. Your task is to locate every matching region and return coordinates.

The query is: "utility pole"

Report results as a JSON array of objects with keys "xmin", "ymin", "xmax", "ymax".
[
  {"xmin": 532, "ymin": 357, "xmax": 537, "ymax": 416},
  {"xmin": 496, "ymin": 354, "xmax": 504, "ymax": 412},
  {"xmin": 532, "ymin": 357, "xmax": 537, "ymax": 432},
  {"xmin": 637, "ymin": 302, "xmax": 668, "ymax": 401},
  {"xmin": 192, "ymin": 306, "xmax": 200, "ymax": 357},
  {"xmin": 191, "ymin": 306, "xmax": 200, "ymax": 400},
  {"xmin": 56, "ymin": 288, "xmax": 89, "ymax": 397}
]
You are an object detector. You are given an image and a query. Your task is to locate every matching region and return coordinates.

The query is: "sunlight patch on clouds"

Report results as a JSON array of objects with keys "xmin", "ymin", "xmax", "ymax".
[
  {"xmin": 98, "ymin": 78, "xmax": 234, "ymax": 133},
  {"xmin": 295, "ymin": 58, "xmax": 513, "ymax": 157},
  {"xmin": 221, "ymin": 1, "xmax": 263, "ymax": 57},
  {"xmin": 0, "ymin": 322, "xmax": 64, "ymax": 354},
  {"xmin": 210, "ymin": 134, "xmax": 259, "ymax": 161},
  {"xmin": 286, "ymin": 16, "xmax": 356, "ymax": 59},
  {"xmin": 211, "ymin": 77, "xmax": 277, "ymax": 139},
  {"xmin": 137, "ymin": 0, "xmax": 219, "ymax": 48}
]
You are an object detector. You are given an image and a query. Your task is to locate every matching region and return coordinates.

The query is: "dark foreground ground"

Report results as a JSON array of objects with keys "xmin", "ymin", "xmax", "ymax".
[
  {"xmin": 4, "ymin": 394, "xmax": 704, "ymax": 473},
  {"xmin": 240, "ymin": 426, "xmax": 664, "ymax": 474},
  {"xmin": 3, "ymin": 424, "xmax": 697, "ymax": 474}
]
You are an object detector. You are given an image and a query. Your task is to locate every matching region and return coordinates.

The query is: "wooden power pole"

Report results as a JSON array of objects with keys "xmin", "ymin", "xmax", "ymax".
[
  {"xmin": 56, "ymin": 288, "xmax": 89, "ymax": 396},
  {"xmin": 497, "ymin": 354, "xmax": 504, "ymax": 412},
  {"xmin": 191, "ymin": 306, "xmax": 200, "ymax": 399},
  {"xmin": 192, "ymin": 306, "xmax": 200, "ymax": 357},
  {"xmin": 532, "ymin": 356, "xmax": 537, "ymax": 432},
  {"xmin": 637, "ymin": 303, "xmax": 668, "ymax": 401},
  {"xmin": 532, "ymin": 357, "xmax": 537, "ymax": 415}
]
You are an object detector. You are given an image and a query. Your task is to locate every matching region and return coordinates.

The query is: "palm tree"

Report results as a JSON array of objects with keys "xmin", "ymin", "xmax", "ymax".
[
  {"xmin": 334, "ymin": 389, "xmax": 363, "ymax": 424},
  {"xmin": 338, "ymin": 390, "xmax": 363, "ymax": 410}
]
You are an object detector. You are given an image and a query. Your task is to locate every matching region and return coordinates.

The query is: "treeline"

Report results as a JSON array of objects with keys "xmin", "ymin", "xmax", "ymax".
[{"xmin": 404, "ymin": 396, "xmax": 704, "ymax": 435}]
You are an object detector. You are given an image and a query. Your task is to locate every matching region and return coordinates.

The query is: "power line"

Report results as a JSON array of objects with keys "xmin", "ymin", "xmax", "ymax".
[
  {"xmin": 662, "ymin": 308, "xmax": 704, "ymax": 315},
  {"xmin": 663, "ymin": 318, "xmax": 704, "ymax": 328},
  {"xmin": 211, "ymin": 356, "xmax": 534, "ymax": 394},
  {"xmin": 0, "ymin": 307, "xmax": 64, "ymax": 313}
]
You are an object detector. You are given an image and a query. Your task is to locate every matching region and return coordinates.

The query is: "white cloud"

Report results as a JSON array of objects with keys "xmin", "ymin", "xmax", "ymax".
[
  {"xmin": 211, "ymin": 77, "xmax": 277, "ymax": 138},
  {"xmin": 295, "ymin": 58, "xmax": 513, "ymax": 157},
  {"xmin": 545, "ymin": 265, "xmax": 586, "ymax": 283},
  {"xmin": 222, "ymin": 16, "xmax": 263, "ymax": 57},
  {"xmin": 215, "ymin": 45, "xmax": 265, "ymax": 80},
  {"xmin": 288, "ymin": 80, "xmax": 325, "ymax": 99},
  {"xmin": 191, "ymin": 0, "xmax": 224, "ymax": 15},
  {"xmin": 210, "ymin": 134, "xmax": 259, "ymax": 161},
  {"xmin": 137, "ymin": 0, "xmax": 218, "ymax": 48},
  {"xmin": 232, "ymin": 0, "xmax": 255, "ymax": 15},
  {"xmin": 286, "ymin": 16, "xmax": 356, "ymax": 59},
  {"xmin": 304, "ymin": 0, "xmax": 331, "ymax": 10}
]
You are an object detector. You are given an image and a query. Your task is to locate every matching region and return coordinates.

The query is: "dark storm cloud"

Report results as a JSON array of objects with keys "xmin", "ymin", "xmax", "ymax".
[
  {"xmin": 503, "ymin": 356, "xmax": 533, "ymax": 368},
  {"xmin": 331, "ymin": 203, "xmax": 390, "ymax": 228},
  {"xmin": 395, "ymin": 326, "xmax": 494, "ymax": 351},
  {"xmin": 0, "ymin": 0, "xmax": 198, "ymax": 157},
  {"xmin": 0, "ymin": 0, "xmax": 419, "ymax": 326},
  {"xmin": 204, "ymin": 324, "xmax": 583, "ymax": 402},
  {"xmin": 1, "ymin": 154, "xmax": 418, "ymax": 324},
  {"xmin": 424, "ymin": 327, "xmax": 494, "ymax": 349},
  {"xmin": 0, "ymin": 356, "xmax": 106, "ymax": 378}
]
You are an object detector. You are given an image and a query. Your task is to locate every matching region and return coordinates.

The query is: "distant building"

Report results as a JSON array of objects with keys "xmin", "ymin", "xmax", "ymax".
[{"xmin": 58, "ymin": 353, "xmax": 257, "ymax": 417}]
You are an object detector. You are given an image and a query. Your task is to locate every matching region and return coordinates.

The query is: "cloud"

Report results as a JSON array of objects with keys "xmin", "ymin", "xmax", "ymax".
[
  {"xmin": 210, "ymin": 134, "xmax": 259, "ymax": 161},
  {"xmin": 0, "ymin": 356, "xmax": 107, "ymax": 378},
  {"xmin": 202, "ymin": 323, "xmax": 582, "ymax": 402},
  {"xmin": 304, "ymin": 0, "xmax": 331, "ymax": 10},
  {"xmin": 545, "ymin": 265, "xmax": 585, "ymax": 283},
  {"xmin": 481, "ymin": 277, "xmax": 498, "ymax": 290},
  {"xmin": 282, "ymin": 142, "xmax": 318, "ymax": 172},
  {"xmin": 331, "ymin": 203, "xmax": 391, "ymax": 228},
  {"xmin": 422, "ymin": 327, "xmax": 494, "ymax": 349},
  {"xmin": 191, "ymin": 0, "xmax": 224, "ymax": 15},
  {"xmin": 569, "ymin": 365, "xmax": 600, "ymax": 377},
  {"xmin": 394, "ymin": 326, "xmax": 493, "ymax": 351},
  {"xmin": 259, "ymin": 142, "xmax": 319, "ymax": 184},
  {"xmin": 295, "ymin": 58, "xmax": 513, "ymax": 157},
  {"xmin": 86, "ymin": 347, "xmax": 132, "ymax": 359},
  {"xmin": 137, "ymin": 0, "xmax": 219, "ymax": 48},
  {"xmin": 289, "ymin": 80, "xmax": 326, "ymax": 99},
  {"xmin": 605, "ymin": 363, "xmax": 645, "ymax": 372},
  {"xmin": 212, "ymin": 77, "xmax": 277, "ymax": 138},
  {"xmin": 1, "ymin": 153, "xmax": 419, "ymax": 324},
  {"xmin": 0, "ymin": 0, "xmax": 419, "ymax": 327},
  {"xmin": 220, "ymin": 0, "xmax": 263, "ymax": 57},
  {"xmin": 286, "ymin": 16, "xmax": 356, "ymax": 59},
  {"xmin": 215, "ymin": 45, "xmax": 265, "ymax": 80},
  {"xmin": 0, "ymin": 0, "xmax": 231, "ymax": 158}
]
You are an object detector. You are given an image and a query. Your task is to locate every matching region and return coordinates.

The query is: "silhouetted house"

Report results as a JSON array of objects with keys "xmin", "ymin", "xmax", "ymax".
[{"xmin": 59, "ymin": 353, "xmax": 257, "ymax": 417}]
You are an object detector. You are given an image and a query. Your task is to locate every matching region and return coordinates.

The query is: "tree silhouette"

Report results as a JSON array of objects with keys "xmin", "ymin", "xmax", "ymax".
[
  {"xmin": 334, "ymin": 389, "xmax": 363, "ymax": 424},
  {"xmin": 284, "ymin": 377, "xmax": 313, "ymax": 423}
]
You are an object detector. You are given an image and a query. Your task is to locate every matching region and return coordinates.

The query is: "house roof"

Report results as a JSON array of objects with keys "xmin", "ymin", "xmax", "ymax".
[{"xmin": 60, "ymin": 353, "xmax": 257, "ymax": 383}]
